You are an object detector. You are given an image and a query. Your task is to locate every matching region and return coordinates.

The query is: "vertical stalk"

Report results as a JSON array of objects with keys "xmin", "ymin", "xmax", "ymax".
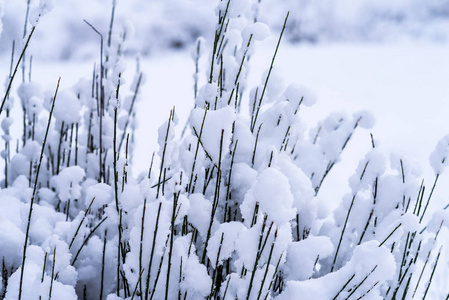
[
  {"xmin": 1, "ymin": 26, "xmax": 36, "ymax": 116},
  {"xmin": 165, "ymin": 193, "xmax": 179, "ymax": 300},
  {"xmin": 100, "ymin": 230, "xmax": 107, "ymax": 300},
  {"xmin": 48, "ymin": 247, "xmax": 56, "ymax": 300},
  {"xmin": 18, "ymin": 78, "xmax": 60, "ymax": 300}
]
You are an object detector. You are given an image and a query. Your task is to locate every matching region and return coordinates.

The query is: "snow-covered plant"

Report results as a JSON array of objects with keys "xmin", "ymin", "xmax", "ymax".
[
  {"xmin": 0, "ymin": 1, "xmax": 144, "ymax": 298},
  {"xmin": 1, "ymin": 0, "xmax": 449, "ymax": 299},
  {"xmin": 117, "ymin": 1, "xmax": 448, "ymax": 299}
]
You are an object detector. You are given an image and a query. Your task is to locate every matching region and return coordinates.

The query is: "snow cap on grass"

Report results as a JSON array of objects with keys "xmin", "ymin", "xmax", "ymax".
[
  {"xmin": 157, "ymin": 110, "xmax": 178, "ymax": 167},
  {"xmin": 262, "ymin": 67, "xmax": 285, "ymax": 103},
  {"xmin": 242, "ymin": 22, "xmax": 270, "ymax": 41},
  {"xmin": 225, "ymin": 29, "xmax": 243, "ymax": 52},
  {"xmin": 284, "ymin": 236, "xmax": 334, "ymax": 281},
  {"xmin": 389, "ymin": 153, "xmax": 423, "ymax": 184},
  {"xmin": 38, "ymin": 187, "xmax": 56, "ymax": 205},
  {"xmin": 28, "ymin": 204, "xmax": 66, "ymax": 245},
  {"xmin": 106, "ymin": 294, "xmax": 123, "ymax": 300},
  {"xmin": 29, "ymin": 0, "xmax": 56, "ymax": 26},
  {"xmin": 43, "ymin": 235, "xmax": 77, "ymax": 286},
  {"xmin": 277, "ymin": 241, "xmax": 395, "ymax": 300},
  {"xmin": 1, "ymin": 116, "xmax": 13, "ymax": 132},
  {"xmin": 349, "ymin": 149, "xmax": 386, "ymax": 192},
  {"xmin": 353, "ymin": 110, "xmax": 375, "ymax": 129},
  {"xmin": 241, "ymin": 167, "xmax": 296, "ymax": 226},
  {"xmin": 6, "ymin": 245, "xmax": 77, "ymax": 299},
  {"xmin": 400, "ymin": 213, "xmax": 420, "ymax": 232},
  {"xmin": 0, "ymin": 197, "xmax": 25, "ymax": 268},
  {"xmin": 174, "ymin": 194, "xmax": 190, "ymax": 225},
  {"xmin": 230, "ymin": 162, "xmax": 257, "ymax": 200},
  {"xmin": 195, "ymin": 83, "xmax": 217, "ymax": 108},
  {"xmin": 119, "ymin": 184, "xmax": 144, "ymax": 214},
  {"xmin": 125, "ymin": 199, "xmax": 172, "ymax": 291},
  {"xmin": 85, "ymin": 182, "xmax": 113, "ymax": 210},
  {"xmin": 283, "ymin": 84, "xmax": 317, "ymax": 108},
  {"xmin": 276, "ymin": 154, "xmax": 315, "ymax": 229},
  {"xmin": 190, "ymin": 106, "xmax": 235, "ymax": 164},
  {"xmin": 188, "ymin": 193, "xmax": 213, "ymax": 238},
  {"xmin": 53, "ymin": 90, "xmax": 81, "ymax": 124},
  {"xmin": 20, "ymin": 140, "xmax": 40, "ymax": 161},
  {"xmin": 180, "ymin": 248, "xmax": 212, "ymax": 299},
  {"xmin": 191, "ymin": 36, "xmax": 206, "ymax": 61},
  {"xmin": 232, "ymin": 119, "xmax": 255, "ymax": 163},
  {"xmin": 427, "ymin": 210, "xmax": 449, "ymax": 233},
  {"xmin": 50, "ymin": 166, "xmax": 85, "ymax": 202},
  {"xmin": 317, "ymin": 112, "xmax": 370, "ymax": 163},
  {"xmin": 235, "ymin": 223, "xmax": 261, "ymax": 269},
  {"xmin": 429, "ymin": 134, "xmax": 449, "ymax": 174},
  {"xmin": 351, "ymin": 241, "xmax": 396, "ymax": 280},
  {"xmin": 217, "ymin": 0, "xmax": 251, "ymax": 19},
  {"xmin": 27, "ymin": 96, "xmax": 44, "ymax": 118},
  {"xmin": 207, "ymin": 222, "xmax": 246, "ymax": 268},
  {"xmin": 18, "ymin": 82, "xmax": 44, "ymax": 108}
]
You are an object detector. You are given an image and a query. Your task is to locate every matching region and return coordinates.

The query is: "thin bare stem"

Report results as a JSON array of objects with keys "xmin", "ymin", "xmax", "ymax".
[
  {"xmin": 19, "ymin": 78, "xmax": 61, "ymax": 300},
  {"xmin": 1, "ymin": 26, "xmax": 36, "ymax": 116}
]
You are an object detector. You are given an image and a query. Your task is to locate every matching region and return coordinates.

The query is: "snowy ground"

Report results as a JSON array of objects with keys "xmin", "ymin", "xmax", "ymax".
[{"xmin": 2, "ymin": 39, "xmax": 449, "ymax": 212}]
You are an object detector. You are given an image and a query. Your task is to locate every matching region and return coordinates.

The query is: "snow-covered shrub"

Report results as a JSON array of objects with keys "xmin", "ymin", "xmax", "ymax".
[{"xmin": 1, "ymin": 0, "xmax": 449, "ymax": 299}]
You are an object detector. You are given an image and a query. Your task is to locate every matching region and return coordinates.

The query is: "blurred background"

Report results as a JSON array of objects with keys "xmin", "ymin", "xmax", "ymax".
[{"xmin": 2, "ymin": 0, "xmax": 449, "ymax": 60}]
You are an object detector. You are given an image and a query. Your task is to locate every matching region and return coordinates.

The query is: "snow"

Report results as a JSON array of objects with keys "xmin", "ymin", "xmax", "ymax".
[
  {"xmin": 218, "ymin": 0, "xmax": 252, "ymax": 19},
  {"xmin": 188, "ymin": 193, "xmax": 213, "ymax": 238},
  {"xmin": 84, "ymin": 182, "xmax": 113, "ymax": 210},
  {"xmin": 429, "ymin": 134, "xmax": 449, "ymax": 174},
  {"xmin": 241, "ymin": 167, "xmax": 296, "ymax": 226},
  {"xmin": 18, "ymin": 82, "xmax": 44, "ymax": 109},
  {"xmin": 1, "ymin": 0, "xmax": 449, "ymax": 299},
  {"xmin": 0, "ymin": 199, "xmax": 25, "ymax": 267},
  {"xmin": 53, "ymin": 90, "xmax": 81, "ymax": 124},
  {"xmin": 284, "ymin": 236, "xmax": 334, "ymax": 281},
  {"xmin": 283, "ymin": 84, "xmax": 316, "ymax": 108},
  {"xmin": 50, "ymin": 166, "xmax": 85, "ymax": 202},
  {"xmin": 17, "ymin": 43, "xmax": 449, "ymax": 206},
  {"xmin": 190, "ymin": 106, "xmax": 235, "ymax": 163},
  {"xmin": 242, "ymin": 22, "xmax": 270, "ymax": 41},
  {"xmin": 207, "ymin": 221, "xmax": 246, "ymax": 267},
  {"xmin": 180, "ymin": 249, "xmax": 212, "ymax": 299},
  {"xmin": 277, "ymin": 241, "xmax": 396, "ymax": 300},
  {"xmin": 427, "ymin": 210, "xmax": 449, "ymax": 233}
]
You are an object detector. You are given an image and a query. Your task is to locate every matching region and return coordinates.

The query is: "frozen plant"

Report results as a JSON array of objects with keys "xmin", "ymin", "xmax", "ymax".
[{"xmin": 1, "ymin": 0, "xmax": 449, "ymax": 299}]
